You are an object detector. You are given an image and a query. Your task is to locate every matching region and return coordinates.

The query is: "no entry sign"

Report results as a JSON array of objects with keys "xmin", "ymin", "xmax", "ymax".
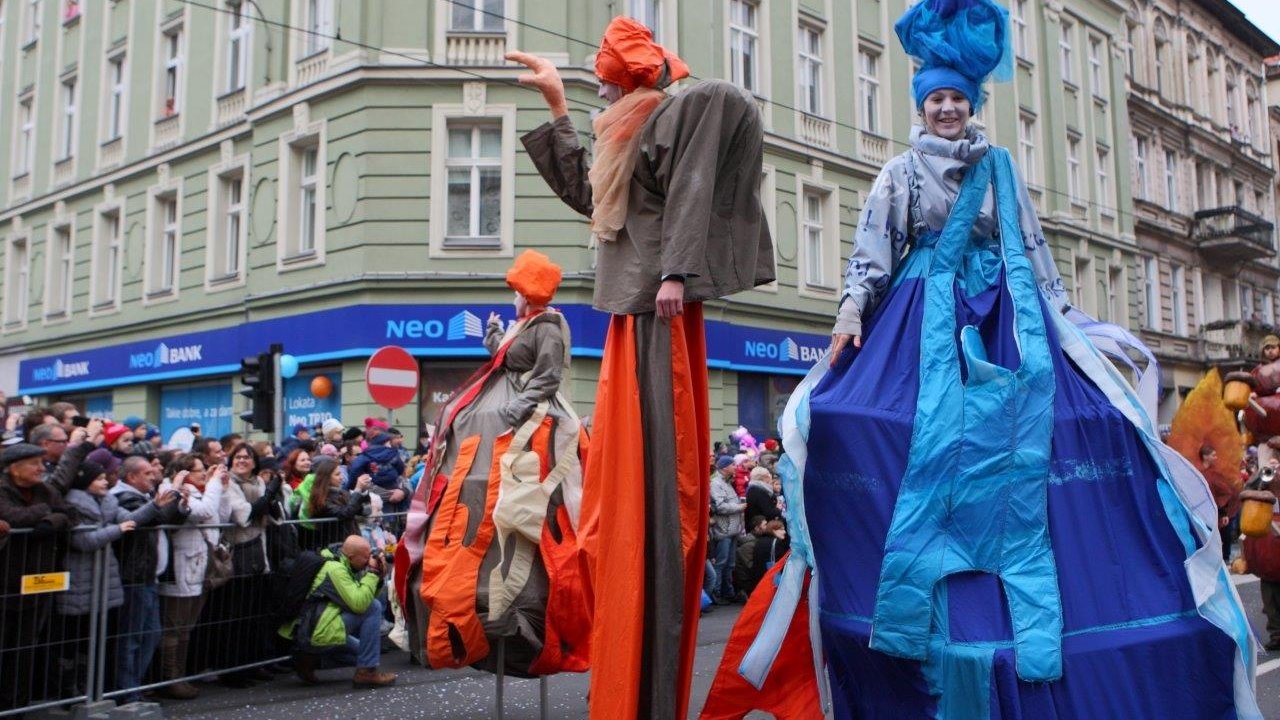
[{"xmin": 365, "ymin": 346, "xmax": 420, "ymax": 409}]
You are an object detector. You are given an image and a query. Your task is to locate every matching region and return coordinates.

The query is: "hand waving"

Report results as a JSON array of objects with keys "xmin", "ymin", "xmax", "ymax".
[{"xmin": 505, "ymin": 50, "xmax": 567, "ymax": 119}]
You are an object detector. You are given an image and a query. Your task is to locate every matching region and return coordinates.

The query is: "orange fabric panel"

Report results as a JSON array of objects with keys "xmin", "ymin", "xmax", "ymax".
[
  {"xmin": 530, "ymin": 417, "xmax": 554, "ymax": 482},
  {"xmin": 419, "ymin": 434, "xmax": 510, "ymax": 669},
  {"xmin": 530, "ymin": 499, "xmax": 592, "ymax": 674},
  {"xmin": 671, "ymin": 302, "xmax": 712, "ymax": 720},
  {"xmin": 580, "ymin": 315, "xmax": 648, "ymax": 718},
  {"xmin": 699, "ymin": 559, "xmax": 824, "ymax": 720}
]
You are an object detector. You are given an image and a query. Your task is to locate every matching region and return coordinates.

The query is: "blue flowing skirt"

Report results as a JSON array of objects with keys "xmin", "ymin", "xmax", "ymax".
[{"xmin": 806, "ymin": 247, "xmax": 1239, "ymax": 719}]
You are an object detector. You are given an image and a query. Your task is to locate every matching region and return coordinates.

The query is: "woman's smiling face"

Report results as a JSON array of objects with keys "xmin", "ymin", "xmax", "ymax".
[{"xmin": 921, "ymin": 89, "xmax": 971, "ymax": 141}]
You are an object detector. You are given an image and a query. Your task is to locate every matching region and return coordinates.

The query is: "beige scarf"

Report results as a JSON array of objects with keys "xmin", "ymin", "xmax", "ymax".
[{"xmin": 588, "ymin": 87, "xmax": 666, "ymax": 243}]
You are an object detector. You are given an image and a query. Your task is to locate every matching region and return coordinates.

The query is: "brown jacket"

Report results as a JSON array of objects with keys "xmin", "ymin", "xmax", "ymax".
[
  {"xmin": 522, "ymin": 79, "xmax": 775, "ymax": 315},
  {"xmin": 0, "ymin": 470, "xmax": 77, "ymax": 592}
]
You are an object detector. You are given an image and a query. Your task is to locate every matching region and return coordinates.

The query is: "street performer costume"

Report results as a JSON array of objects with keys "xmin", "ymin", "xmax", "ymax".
[
  {"xmin": 396, "ymin": 250, "xmax": 591, "ymax": 677},
  {"xmin": 514, "ymin": 16, "xmax": 774, "ymax": 720},
  {"xmin": 702, "ymin": 1, "xmax": 1261, "ymax": 718}
]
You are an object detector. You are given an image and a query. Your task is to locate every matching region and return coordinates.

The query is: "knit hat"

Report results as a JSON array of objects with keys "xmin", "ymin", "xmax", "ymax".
[
  {"xmin": 715, "ymin": 455, "xmax": 735, "ymax": 470},
  {"xmin": 71, "ymin": 461, "xmax": 106, "ymax": 491},
  {"xmin": 505, "ymin": 250, "xmax": 563, "ymax": 307},
  {"xmin": 895, "ymin": 0, "xmax": 1012, "ymax": 112},
  {"xmin": 120, "ymin": 416, "xmax": 146, "ymax": 431},
  {"xmin": 0, "ymin": 442, "xmax": 45, "ymax": 466},
  {"xmin": 292, "ymin": 423, "xmax": 309, "ymax": 436},
  {"xmin": 595, "ymin": 15, "xmax": 690, "ymax": 94},
  {"xmin": 86, "ymin": 447, "xmax": 122, "ymax": 475},
  {"xmin": 321, "ymin": 418, "xmax": 344, "ymax": 436},
  {"xmin": 342, "ymin": 426, "xmax": 365, "ymax": 442},
  {"xmin": 145, "ymin": 425, "xmax": 161, "ymax": 441},
  {"xmin": 102, "ymin": 422, "xmax": 130, "ymax": 447},
  {"xmin": 1263, "ymin": 334, "xmax": 1280, "ymax": 350},
  {"xmin": 364, "ymin": 417, "xmax": 389, "ymax": 432},
  {"xmin": 319, "ymin": 443, "xmax": 339, "ymax": 458}
]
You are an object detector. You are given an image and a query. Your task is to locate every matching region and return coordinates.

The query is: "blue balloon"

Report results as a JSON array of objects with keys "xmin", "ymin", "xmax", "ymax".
[{"xmin": 279, "ymin": 354, "xmax": 300, "ymax": 379}]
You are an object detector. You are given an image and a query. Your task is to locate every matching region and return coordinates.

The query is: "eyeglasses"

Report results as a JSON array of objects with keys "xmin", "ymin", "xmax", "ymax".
[{"xmin": 46, "ymin": 438, "xmax": 68, "ymax": 444}]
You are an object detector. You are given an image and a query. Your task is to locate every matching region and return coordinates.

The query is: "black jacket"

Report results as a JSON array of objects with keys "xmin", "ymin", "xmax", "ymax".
[
  {"xmin": 111, "ymin": 485, "xmax": 188, "ymax": 586},
  {"xmin": 0, "ymin": 470, "xmax": 78, "ymax": 593}
]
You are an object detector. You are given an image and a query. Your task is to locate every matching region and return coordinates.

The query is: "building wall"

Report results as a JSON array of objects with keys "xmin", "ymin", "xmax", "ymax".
[{"xmin": 0, "ymin": 0, "xmax": 1150, "ymax": 441}]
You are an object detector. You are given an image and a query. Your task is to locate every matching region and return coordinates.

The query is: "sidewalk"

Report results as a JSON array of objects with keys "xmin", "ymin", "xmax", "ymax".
[{"xmin": 164, "ymin": 605, "xmax": 753, "ymax": 720}]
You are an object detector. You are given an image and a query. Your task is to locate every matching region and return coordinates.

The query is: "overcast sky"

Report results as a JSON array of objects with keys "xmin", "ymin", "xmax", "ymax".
[{"xmin": 1229, "ymin": 0, "xmax": 1280, "ymax": 48}]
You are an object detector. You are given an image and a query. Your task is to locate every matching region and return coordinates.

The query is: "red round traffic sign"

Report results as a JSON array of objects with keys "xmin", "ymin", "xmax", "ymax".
[{"xmin": 365, "ymin": 346, "xmax": 420, "ymax": 410}]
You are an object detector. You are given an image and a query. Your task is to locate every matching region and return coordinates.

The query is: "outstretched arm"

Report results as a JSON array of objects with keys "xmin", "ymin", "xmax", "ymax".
[
  {"xmin": 514, "ymin": 51, "xmax": 594, "ymax": 218},
  {"xmin": 506, "ymin": 51, "xmax": 567, "ymax": 121}
]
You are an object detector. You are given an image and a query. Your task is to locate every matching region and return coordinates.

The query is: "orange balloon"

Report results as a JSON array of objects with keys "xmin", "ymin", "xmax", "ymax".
[{"xmin": 310, "ymin": 375, "xmax": 334, "ymax": 399}]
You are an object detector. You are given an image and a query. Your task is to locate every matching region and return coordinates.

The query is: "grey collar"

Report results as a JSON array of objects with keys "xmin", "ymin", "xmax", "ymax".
[{"xmin": 910, "ymin": 125, "xmax": 989, "ymax": 166}]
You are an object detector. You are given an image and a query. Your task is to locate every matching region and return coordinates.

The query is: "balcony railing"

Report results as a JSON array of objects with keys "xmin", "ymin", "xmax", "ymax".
[
  {"xmin": 799, "ymin": 112, "xmax": 832, "ymax": 148},
  {"xmin": 1202, "ymin": 318, "xmax": 1274, "ymax": 365},
  {"xmin": 445, "ymin": 32, "xmax": 507, "ymax": 65},
  {"xmin": 859, "ymin": 131, "xmax": 890, "ymax": 165},
  {"xmin": 1192, "ymin": 205, "xmax": 1276, "ymax": 264}
]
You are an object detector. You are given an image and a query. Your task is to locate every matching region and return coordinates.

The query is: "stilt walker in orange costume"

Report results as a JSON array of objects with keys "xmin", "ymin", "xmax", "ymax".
[{"xmin": 509, "ymin": 17, "xmax": 775, "ymax": 720}]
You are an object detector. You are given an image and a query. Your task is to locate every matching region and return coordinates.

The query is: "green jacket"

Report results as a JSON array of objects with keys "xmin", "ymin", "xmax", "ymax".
[{"xmin": 278, "ymin": 548, "xmax": 381, "ymax": 648}]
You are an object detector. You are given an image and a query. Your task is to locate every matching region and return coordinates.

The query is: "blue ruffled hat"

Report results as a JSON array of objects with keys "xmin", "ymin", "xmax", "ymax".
[{"xmin": 895, "ymin": 0, "xmax": 1013, "ymax": 113}]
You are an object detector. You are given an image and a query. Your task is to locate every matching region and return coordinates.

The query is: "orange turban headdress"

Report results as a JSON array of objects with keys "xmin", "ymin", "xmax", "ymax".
[
  {"xmin": 506, "ymin": 250, "xmax": 562, "ymax": 306},
  {"xmin": 594, "ymin": 16, "xmax": 690, "ymax": 94}
]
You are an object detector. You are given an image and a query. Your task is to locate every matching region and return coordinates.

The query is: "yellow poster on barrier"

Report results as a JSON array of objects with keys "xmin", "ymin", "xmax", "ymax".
[{"xmin": 20, "ymin": 572, "xmax": 69, "ymax": 595}]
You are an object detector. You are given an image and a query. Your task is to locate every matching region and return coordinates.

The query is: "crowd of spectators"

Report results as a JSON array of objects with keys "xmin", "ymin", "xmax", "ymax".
[
  {"xmin": 705, "ymin": 433, "xmax": 790, "ymax": 608},
  {"xmin": 0, "ymin": 403, "xmax": 427, "ymax": 711}
]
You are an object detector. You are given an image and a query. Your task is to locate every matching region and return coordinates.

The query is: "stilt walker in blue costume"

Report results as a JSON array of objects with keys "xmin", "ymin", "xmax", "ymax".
[{"xmin": 701, "ymin": 1, "xmax": 1262, "ymax": 718}]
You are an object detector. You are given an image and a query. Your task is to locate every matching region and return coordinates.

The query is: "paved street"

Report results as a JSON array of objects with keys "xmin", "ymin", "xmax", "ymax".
[{"xmin": 158, "ymin": 578, "xmax": 1280, "ymax": 720}]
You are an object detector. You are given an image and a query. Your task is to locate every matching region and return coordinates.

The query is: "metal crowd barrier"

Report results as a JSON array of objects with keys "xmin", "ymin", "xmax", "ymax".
[{"xmin": 0, "ymin": 512, "xmax": 408, "ymax": 718}]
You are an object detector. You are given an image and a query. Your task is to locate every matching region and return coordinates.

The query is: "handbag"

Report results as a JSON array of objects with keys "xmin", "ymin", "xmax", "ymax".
[
  {"xmin": 231, "ymin": 537, "xmax": 268, "ymax": 577},
  {"xmin": 205, "ymin": 539, "xmax": 233, "ymax": 589}
]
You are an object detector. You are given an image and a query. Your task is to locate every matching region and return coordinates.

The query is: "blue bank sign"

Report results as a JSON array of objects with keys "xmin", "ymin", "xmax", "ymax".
[{"xmin": 19, "ymin": 304, "xmax": 829, "ymax": 394}]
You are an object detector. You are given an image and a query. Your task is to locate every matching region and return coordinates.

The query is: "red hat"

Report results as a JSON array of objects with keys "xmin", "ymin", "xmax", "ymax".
[
  {"xmin": 102, "ymin": 422, "xmax": 129, "ymax": 447},
  {"xmin": 594, "ymin": 16, "xmax": 690, "ymax": 94},
  {"xmin": 506, "ymin": 250, "xmax": 563, "ymax": 306},
  {"xmin": 364, "ymin": 416, "xmax": 389, "ymax": 432}
]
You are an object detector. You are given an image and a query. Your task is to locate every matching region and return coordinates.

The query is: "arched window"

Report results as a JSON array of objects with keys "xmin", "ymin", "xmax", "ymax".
[
  {"xmin": 1245, "ymin": 78, "xmax": 1260, "ymax": 145},
  {"xmin": 1184, "ymin": 36, "xmax": 1200, "ymax": 105},
  {"xmin": 1152, "ymin": 18, "xmax": 1169, "ymax": 97},
  {"xmin": 1206, "ymin": 47, "xmax": 1221, "ymax": 122},
  {"xmin": 1225, "ymin": 68, "xmax": 1238, "ymax": 132}
]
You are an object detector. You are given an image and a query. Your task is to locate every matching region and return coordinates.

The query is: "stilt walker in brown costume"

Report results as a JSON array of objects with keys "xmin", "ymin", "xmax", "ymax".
[{"xmin": 508, "ymin": 16, "xmax": 774, "ymax": 720}]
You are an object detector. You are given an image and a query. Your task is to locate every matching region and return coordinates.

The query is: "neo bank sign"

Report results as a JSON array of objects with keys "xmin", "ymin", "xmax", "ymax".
[
  {"xmin": 743, "ymin": 337, "xmax": 825, "ymax": 364},
  {"xmin": 385, "ymin": 310, "xmax": 484, "ymax": 342},
  {"xmin": 30, "ymin": 358, "xmax": 92, "ymax": 383},
  {"xmin": 128, "ymin": 342, "xmax": 205, "ymax": 370}
]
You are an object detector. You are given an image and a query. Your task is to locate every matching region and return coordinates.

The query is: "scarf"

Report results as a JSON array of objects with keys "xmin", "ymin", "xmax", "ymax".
[{"xmin": 588, "ymin": 86, "xmax": 666, "ymax": 243}]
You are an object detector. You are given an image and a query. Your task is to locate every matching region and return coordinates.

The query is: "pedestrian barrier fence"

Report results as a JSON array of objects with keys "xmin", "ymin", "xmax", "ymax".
[{"xmin": 0, "ymin": 513, "xmax": 407, "ymax": 718}]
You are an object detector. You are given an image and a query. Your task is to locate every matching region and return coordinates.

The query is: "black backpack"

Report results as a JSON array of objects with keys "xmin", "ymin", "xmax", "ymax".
[{"xmin": 273, "ymin": 550, "xmax": 329, "ymax": 624}]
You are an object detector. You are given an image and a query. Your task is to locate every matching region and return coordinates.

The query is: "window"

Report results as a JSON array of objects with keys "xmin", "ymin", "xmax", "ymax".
[
  {"xmin": 105, "ymin": 55, "xmax": 126, "ymax": 140},
  {"xmin": 58, "ymin": 76, "xmax": 76, "ymax": 161},
  {"xmin": 1264, "ymin": 291, "xmax": 1275, "ymax": 326},
  {"xmin": 1241, "ymin": 284, "xmax": 1255, "ymax": 321},
  {"xmin": 1018, "ymin": 113, "xmax": 1037, "ymax": 184},
  {"xmin": 1108, "ymin": 266, "xmax": 1124, "ymax": 326},
  {"xmin": 45, "ymin": 224, "xmax": 72, "ymax": 317},
  {"xmin": 161, "ymin": 27, "xmax": 183, "ymax": 116},
  {"xmin": 859, "ymin": 49, "xmax": 880, "ymax": 134},
  {"xmin": 445, "ymin": 123, "xmax": 501, "ymax": 248},
  {"xmin": 1088, "ymin": 36, "xmax": 1103, "ymax": 94},
  {"xmin": 24, "ymin": 0, "xmax": 39, "ymax": 44},
  {"xmin": 4, "ymin": 237, "xmax": 29, "ymax": 326},
  {"xmin": 1226, "ymin": 71, "xmax": 1237, "ymax": 131},
  {"xmin": 1196, "ymin": 162, "xmax": 1211, "ymax": 208},
  {"xmin": 1164, "ymin": 150, "xmax": 1178, "ymax": 212},
  {"xmin": 1246, "ymin": 80, "xmax": 1260, "ymax": 145},
  {"xmin": 450, "ymin": 0, "xmax": 501, "ymax": 33},
  {"xmin": 1134, "ymin": 137, "xmax": 1148, "ymax": 199},
  {"xmin": 628, "ymin": 0, "xmax": 661, "ymax": 42},
  {"xmin": 93, "ymin": 208, "xmax": 122, "ymax": 307},
  {"xmin": 1124, "ymin": 21, "xmax": 1136, "ymax": 77},
  {"xmin": 1073, "ymin": 256, "xmax": 1092, "ymax": 311},
  {"xmin": 225, "ymin": 1, "xmax": 250, "ymax": 92},
  {"xmin": 1235, "ymin": 180, "xmax": 1245, "ymax": 207},
  {"xmin": 211, "ymin": 171, "xmax": 245, "ymax": 279},
  {"xmin": 149, "ymin": 194, "xmax": 179, "ymax": 295},
  {"xmin": 14, "ymin": 94, "xmax": 33, "ymax": 176},
  {"xmin": 304, "ymin": 0, "xmax": 332, "ymax": 55},
  {"xmin": 299, "ymin": 146, "xmax": 319, "ymax": 252},
  {"xmin": 1154, "ymin": 34, "xmax": 1167, "ymax": 96},
  {"xmin": 1067, "ymin": 135, "xmax": 1081, "ymax": 202},
  {"xmin": 797, "ymin": 23, "xmax": 823, "ymax": 116},
  {"xmin": 1143, "ymin": 256, "xmax": 1160, "ymax": 329},
  {"xmin": 1096, "ymin": 146, "xmax": 1110, "ymax": 210},
  {"xmin": 1059, "ymin": 19, "xmax": 1074, "ymax": 84},
  {"xmin": 61, "ymin": 0, "xmax": 77, "ymax": 22},
  {"xmin": 1012, "ymin": 0, "xmax": 1029, "ymax": 59},
  {"xmin": 729, "ymin": 0, "xmax": 759, "ymax": 94},
  {"xmin": 801, "ymin": 188, "xmax": 832, "ymax": 290},
  {"xmin": 1171, "ymin": 263, "xmax": 1187, "ymax": 335}
]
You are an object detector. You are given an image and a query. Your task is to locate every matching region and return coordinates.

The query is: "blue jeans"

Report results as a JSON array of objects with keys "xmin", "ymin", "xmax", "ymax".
[
  {"xmin": 326, "ymin": 599, "xmax": 383, "ymax": 669},
  {"xmin": 115, "ymin": 584, "xmax": 161, "ymax": 701},
  {"xmin": 710, "ymin": 536, "xmax": 737, "ymax": 598}
]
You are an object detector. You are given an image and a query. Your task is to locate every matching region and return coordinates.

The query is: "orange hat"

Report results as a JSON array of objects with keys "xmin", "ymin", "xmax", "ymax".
[
  {"xmin": 594, "ymin": 16, "xmax": 690, "ymax": 94},
  {"xmin": 506, "ymin": 250, "xmax": 562, "ymax": 306}
]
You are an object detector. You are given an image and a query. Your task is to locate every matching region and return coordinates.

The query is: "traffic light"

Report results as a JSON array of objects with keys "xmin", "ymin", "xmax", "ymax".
[{"xmin": 239, "ymin": 351, "xmax": 276, "ymax": 432}]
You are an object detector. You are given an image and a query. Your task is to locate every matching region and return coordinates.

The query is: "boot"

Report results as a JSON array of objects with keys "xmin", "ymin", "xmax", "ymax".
[
  {"xmin": 294, "ymin": 653, "xmax": 320, "ymax": 685},
  {"xmin": 352, "ymin": 667, "xmax": 397, "ymax": 688},
  {"xmin": 158, "ymin": 681, "xmax": 200, "ymax": 700}
]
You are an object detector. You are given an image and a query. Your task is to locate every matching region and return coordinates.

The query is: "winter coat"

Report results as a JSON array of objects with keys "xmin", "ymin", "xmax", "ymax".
[
  {"xmin": 111, "ymin": 483, "xmax": 188, "ymax": 585},
  {"xmin": 709, "ymin": 473, "xmax": 746, "ymax": 540},
  {"xmin": 745, "ymin": 479, "xmax": 782, "ymax": 523},
  {"xmin": 59, "ymin": 489, "xmax": 159, "ymax": 615},
  {"xmin": 157, "ymin": 479, "xmax": 226, "ymax": 598},
  {"xmin": 224, "ymin": 473, "xmax": 282, "ymax": 573},
  {"xmin": 0, "ymin": 469, "xmax": 78, "ymax": 593},
  {"xmin": 41, "ymin": 441, "xmax": 92, "ymax": 495},
  {"xmin": 347, "ymin": 438, "xmax": 404, "ymax": 491},
  {"xmin": 278, "ymin": 547, "xmax": 382, "ymax": 648},
  {"xmin": 306, "ymin": 487, "xmax": 370, "ymax": 547},
  {"xmin": 733, "ymin": 466, "xmax": 751, "ymax": 499}
]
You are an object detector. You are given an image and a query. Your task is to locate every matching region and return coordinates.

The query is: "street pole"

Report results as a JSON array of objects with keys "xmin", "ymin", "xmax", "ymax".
[{"xmin": 270, "ymin": 343, "xmax": 284, "ymax": 447}]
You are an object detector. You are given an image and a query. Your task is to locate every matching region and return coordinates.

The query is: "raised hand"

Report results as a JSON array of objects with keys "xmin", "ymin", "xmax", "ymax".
[
  {"xmin": 829, "ymin": 334, "xmax": 862, "ymax": 368},
  {"xmin": 505, "ymin": 50, "xmax": 567, "ymax": 119}
]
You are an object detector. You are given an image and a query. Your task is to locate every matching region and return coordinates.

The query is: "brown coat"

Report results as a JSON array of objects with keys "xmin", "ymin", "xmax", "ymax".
[
  {"xmin": 0, "ymin": 470, "xmax": 77, "ymax": 592},
  {"xmin": 522, "ymin": 79, "xmax": 775, "ymax": 315}
]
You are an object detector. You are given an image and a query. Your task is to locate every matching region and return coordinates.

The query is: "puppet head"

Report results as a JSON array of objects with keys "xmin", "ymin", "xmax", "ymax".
[{"xmin": 594, "ymin": 16, "xmax": 690, "ymax": 95}]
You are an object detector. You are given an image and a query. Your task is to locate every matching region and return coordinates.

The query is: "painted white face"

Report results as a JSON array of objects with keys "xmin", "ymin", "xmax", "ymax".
[
  {"xmin": 514, "ymin": 291, "xmax": 529, "ymax": 318},
  {"xmin": 921, "ymin": 88, "xmax": 971, "ymax": 141},
  {"xmin": 598, "ymin": 81, "xmax": 624, "ymax": 104}
]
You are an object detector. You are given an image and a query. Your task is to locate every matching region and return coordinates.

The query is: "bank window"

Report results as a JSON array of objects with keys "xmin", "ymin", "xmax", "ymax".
[
  {"xmin": 445, "ymin": 122, "xmax": 502, "ymax": 248},
  {"xmin": 93, "ymin": 208, "xmax": 122, "ymax": 308},
  {"xmin": 450, "ymin": 0, "xmax": 501, "ymax": 32},
  {"xmin": 45, "ymin": 224, "xmax": 73, "ymax": 318},
  {"xmin": 4, "ymin": 236, "xmax": 29, "ymax": 326},
  {"xmin": 728, "ymin": 0, "xmax": 760, "ymax": 95}
]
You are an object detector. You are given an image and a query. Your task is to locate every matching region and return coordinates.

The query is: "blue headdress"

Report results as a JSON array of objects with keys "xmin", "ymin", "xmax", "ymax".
[{"xmin": 895, "ymin": 0, "xmax": 1014, "ymax": 113}]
